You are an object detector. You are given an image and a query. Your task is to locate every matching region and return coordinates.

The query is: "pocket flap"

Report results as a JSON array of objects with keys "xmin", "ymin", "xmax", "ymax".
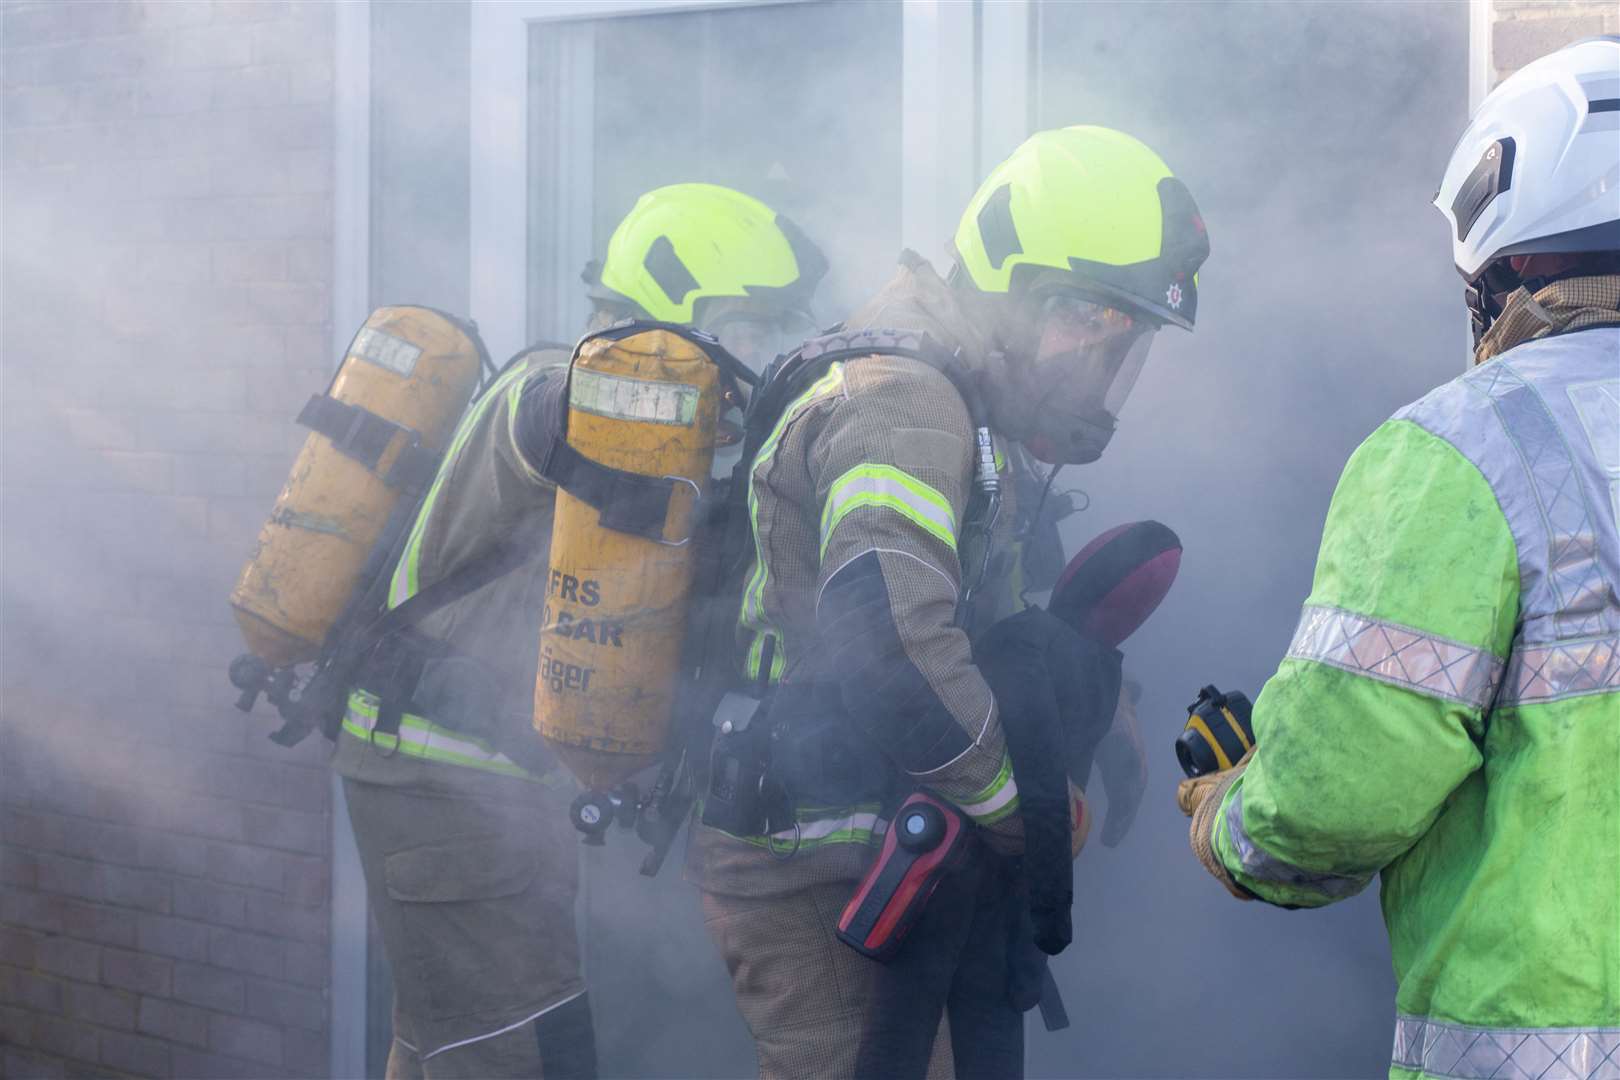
[{"xmin": 383, "ymin": 835, "xmax": 537, "ymax": 903}]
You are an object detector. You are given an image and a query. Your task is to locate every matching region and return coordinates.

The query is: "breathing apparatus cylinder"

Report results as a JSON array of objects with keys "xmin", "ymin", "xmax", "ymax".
[
  {"xmin": 229, "ymin": 307, "xmax": 483, "ymax": 670},
  {"xmin": 536, "ymin": 328, "xmax": 722, "ymax": 801},
  {"xmin": 1175, "ymin": 685, "xmax": 1255, "ymax": 777}
]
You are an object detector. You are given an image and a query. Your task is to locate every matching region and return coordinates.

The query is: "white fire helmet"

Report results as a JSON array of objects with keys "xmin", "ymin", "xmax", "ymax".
[{"xmin": 1435, "ymin": 36, "xmax": 1619, "ymax": 283}]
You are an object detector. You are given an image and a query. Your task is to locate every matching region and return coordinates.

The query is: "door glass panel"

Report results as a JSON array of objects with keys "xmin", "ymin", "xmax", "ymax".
[{"xmin": 529, "ymin": 0, "xmax": 902, "ymax": 345}]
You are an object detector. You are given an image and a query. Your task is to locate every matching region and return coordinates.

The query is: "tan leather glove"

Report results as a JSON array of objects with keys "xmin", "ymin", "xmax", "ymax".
[{"xmin": 1176, "ymin": 748, "xmax": 1253, "ymax": 901}]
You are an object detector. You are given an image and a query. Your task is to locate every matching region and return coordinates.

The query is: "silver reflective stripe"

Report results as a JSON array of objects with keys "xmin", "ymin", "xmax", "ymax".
[
  {"xmin": 1223, "ymin": 789, "xmax": 1371, "ymax": 900},
  {"xmin": 1468, "ymin": 361, "xmax": 1613, "ymax": 639},
  {"xmin": 1288, "ymin": 604, "xmax": 1504, "ymax": 711},
  {"xmin": 1498, "ymin": 632, "xmax": 1620, "ymax": 706},
  {"xmin": 1391, "ymin": 1015, "xmax": 1620, "ymax": 1078}
]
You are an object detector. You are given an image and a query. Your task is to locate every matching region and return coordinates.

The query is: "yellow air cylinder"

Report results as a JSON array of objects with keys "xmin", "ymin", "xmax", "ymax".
[
  {"xmin": 536, "ymin": 328, "xmax": 721, "ymax": 792},
  {"xmin": 230, "ymin": 307, "xmax": 483, "ymax": 669}
]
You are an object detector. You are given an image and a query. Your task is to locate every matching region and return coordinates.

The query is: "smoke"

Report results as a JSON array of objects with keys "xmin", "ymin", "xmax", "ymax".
[{"xmin": 1, "ymin": 1, "xmax": 1470, "ymax": 1077}]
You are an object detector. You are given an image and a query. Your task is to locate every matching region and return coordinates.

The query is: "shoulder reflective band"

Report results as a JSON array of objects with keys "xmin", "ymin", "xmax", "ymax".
[
  {"xmin": 1392, "ymin": 1016, "xmax": 1620, "ymax": 1079},
  {"xmin": 820, "ymin": 464, "xmax": 957, "ymax": 558},
  {"xmin": 1286, "ymin": 604, "xmax": 1504, "ymax": 711},
  {"xmin": 1497, "ymin": 632, "xmax": 1620, "ymax": 706}
]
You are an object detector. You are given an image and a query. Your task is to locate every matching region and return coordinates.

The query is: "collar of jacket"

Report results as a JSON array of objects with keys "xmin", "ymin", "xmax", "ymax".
[
  {"xmin": 841, "ymin": 251, "xmax": 994, "ymax": 370},
  {"xmin": 1475, "ymin": 273, "xmax": 1620, "ymax": 364}
]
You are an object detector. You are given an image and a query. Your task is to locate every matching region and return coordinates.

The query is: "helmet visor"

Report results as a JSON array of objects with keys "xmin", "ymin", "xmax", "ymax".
[{"xmin": 1032, "ymin": 295, "xmax": 1157, "ymax": 417}]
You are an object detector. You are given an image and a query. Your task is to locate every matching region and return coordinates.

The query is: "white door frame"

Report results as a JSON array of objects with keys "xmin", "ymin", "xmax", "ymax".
[{"xmin": 466, "ymin": 0, "xmax": 1028, "ymax": 361}]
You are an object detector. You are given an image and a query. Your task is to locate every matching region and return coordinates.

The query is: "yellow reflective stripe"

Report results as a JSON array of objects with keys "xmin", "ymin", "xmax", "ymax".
[
  {"xmin": 737, "ymin": 363, "xmax": 846, "ymax": 679},
  {"xmin": 731, "ymin": 805, "xmax": 885, "ymax": 851},
  {"xmin": 343, "ymin": 694, "xmax": 549, "ymax": 782},
  {"xmin": 389, "ymin": 364, "xmax": 532, "ymax": 608},
  {"xmin": 819, "ymin": 464, "xmax": 956, "ymax": 558},
  {"xmin": 956, "ymin": 751, "xmax": 1020, "ymax": 825}
]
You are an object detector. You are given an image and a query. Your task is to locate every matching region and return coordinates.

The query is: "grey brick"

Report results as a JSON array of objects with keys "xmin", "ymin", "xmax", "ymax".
[
  {"xmin": 54, "ymin": 899, "xmax": 138, "ymax": 948},
  {"xmin": 3, "ymin": 1046, "xmax": 66, "ymax": 1080},
  {"xmin": 213, "ymin": 1, "xmax": 287, "ymax": 24},
  {"xmin": 33, "ymin": 1015, "xmax": 98, "ymax": 1065},
  {"xmin": 1493, "ymin": 14, "xmax": 1609, "ymax": 75},
  {"xmin": 212, "ymin": 64, "xmax": 288, "ymax": 111},
  {"xmin": 207, "ymin": 926, "xmax": 281, "ymax": 979},
  {"xmin": 102, "ymin": 948, "xmax": 172, "ymax": 997},
  {"xmin": 209, "ymin": 1011, "xmax": 283, "ymax": 1067},
  {"xmin": 212, "ymin": 152, "xmax": 289, "ymax": 198},
  {"xmin": 138, "ymin": 995, "xmax": 210, "ymax": 1048},
  {"xmin": 249, "ymin": 19, "xmax": 310, "ymax": 66},
  {"xmin": 136, "ymin": 830, "xmax": 211, "ymax": 878},
  {"xmin": 64, "ymin": 983, "xmax": 136, "ymax": 1031},
  {"xmin": 0, "ymin": 1003, "xmax": 35, "ymax": 1045},
  {"xmin": 171, "ymin": 25, "xmax": 254, "ymax": 70},
  {"xmin": 159, "ymin": 793, "xmax": 241, "ymax": 841},
  {"xmin": 1, "ymin": 968, "xmax": 62, "ymax": 1014},
  {"xmin": 281, "ymin": 939, "xmax": 324, "ymax": 989},
  {"xmin": 1, "ymin": 847, "xmax": 38, "ymax": 887},
  {"xmin": 34, "ymin": 936, "xmax": 100, "ymax": 982},
  {"xmin": 172, "ymin": 1046, "xmax": 263, "ymax": 1080},
  {"xmin": 34, "ymin": 853, "xmax": 98, "ymax": 901},
  {"xmin": 240, "ymin": 804, "xmax": 326, "ymax": 856},
  {"xmin": 245, "ymin": 978, "xmax": 325, "ymax": 1031},
  {"xmin": 204, "ymin": 841, "xmax": 284, "ymax": 895},
  {"xmin": 137, "ymin": 913, "xmax": 211, "ymax": 961},
  {"xmin": 100, "ymin": 1029, "xmax": 171, "ymax": 1077},
  {"xmin": 286, "ymin": 237, "xmax": 330, "ymax": 284},
  {"xmin": 99, "ymin": 864, "xmax": 172, "ymax": 913},
  {"xmin": 137, "ymin": 70, "xmax": 213, "ymax": 116},
  {"xmin": 137, "ymin": 155, "xmax": 211, "ymax": 197},
  {"xmin": 172, "ymin": 876, "xmax": 248, "ymax": 929},
  {"xmin": 75, "ymin": 79, "xmax": 138, "ymax": 124},
  {"xmin": 248, "ymin": 281, "xmax": 329, "ymax": 325},
  {"xmin": 3, "ymin": 83, "xmax": 75, "ymax": 126},
  {"xmin": 242, "ymin": 891, "xmax": 326, "ymax": 944},
  {"xmin": 213, "ymin": 240, "xmax": 287, "ymax": 282},
  {"xmin": 282, "ymin": 854, "xmax": 328, "ymax": 908},
  {"xmin": 86, "ymin": 451, "xmax": 173, "ymax": 494},
  {"xmin": 137, "ymin": 0, "xmax": 214, "ymax": 30},
  {"xmin": 207, "ymin": 755, "xmax": 326, "ymax": 811},
  {"xmin": 283, "ymin": 147, "xmax": 329, "ymax": 195},
  {"xmin": 284, "ymin": 1023, "xmax": 326, "ymax": 1074},
  {"xmin": 285, "ymin": 62, "xmax": 334, "ymax": 108},
  {"xmin": 0, "ymin": 925, "xmax": 38, "ymax": 966},
  {"xmin": 173, "ymin": 963, "xmax": 247, "ymax": 1015}
]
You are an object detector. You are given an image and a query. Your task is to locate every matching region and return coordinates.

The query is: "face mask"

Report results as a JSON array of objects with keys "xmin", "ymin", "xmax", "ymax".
[
  {"xmin": 704, "ymin": 311, "xmax": 815, "ymax": 376},
  {"xmin": 1019, "ymin": 296, "xmax": 1156, "ymax": 464}
]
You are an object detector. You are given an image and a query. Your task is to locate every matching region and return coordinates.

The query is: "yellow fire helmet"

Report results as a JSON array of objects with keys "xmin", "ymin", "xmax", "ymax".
[
  {"xmin": 952, "ymin": 126, "xmax": 1210, "ymax": 330},
  {"xmin": 587, "ymin": 182, "xmax": 828, "ymax": 327}
]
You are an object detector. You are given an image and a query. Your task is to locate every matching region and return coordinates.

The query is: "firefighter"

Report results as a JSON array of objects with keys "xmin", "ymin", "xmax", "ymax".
[
  {"xmin": 688, "ymin": 126, "xmax": 1210, "ymax": 1077},
  {"xmin": 335, "ymin": 182, "xmax": 825, "ymax": 1079},
  {"xmin": 1178, "ymin": 37, "xmax": 1620, "ymax": 1079}
]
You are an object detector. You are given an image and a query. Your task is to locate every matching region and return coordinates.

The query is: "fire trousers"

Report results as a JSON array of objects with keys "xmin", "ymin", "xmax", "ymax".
[
  {"xmin": 700, "ymin": 879, "xmax": 953, "ymax": 1079},
  {"xmin": 343, "ymin": 777, "xmax": 596, "ymax": 1079}
]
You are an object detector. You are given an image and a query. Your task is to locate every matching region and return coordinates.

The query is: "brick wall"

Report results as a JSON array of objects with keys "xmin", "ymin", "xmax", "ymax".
[
  {"xmin": 1, "ymin": 2, "xmax": 337, "ymax": 1077},
  {"xmin": 1490, "ymin": 0, "xmax": 1620, "ymax": 83}
]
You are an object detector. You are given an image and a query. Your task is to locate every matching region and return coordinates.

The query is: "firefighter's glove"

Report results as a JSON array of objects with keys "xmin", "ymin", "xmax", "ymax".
[
  {"xmin": 1176, "ymin": 749, "xmax": 1253, "ymax": 902},
  {"xmin": 1093, "ymin": 683, "xmax": 1146, "ymax": 847}
]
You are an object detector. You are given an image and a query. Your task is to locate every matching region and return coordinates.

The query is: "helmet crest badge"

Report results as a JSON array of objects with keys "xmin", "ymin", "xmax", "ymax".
[{"xmin": 1166, "ymin": 282, "xmax": 1184, "ymax": 310}]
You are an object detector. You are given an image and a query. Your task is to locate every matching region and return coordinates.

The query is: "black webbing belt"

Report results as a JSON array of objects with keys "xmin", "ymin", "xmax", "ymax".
[
  {"xmin": 539, "ymin": 437, "xmax": 686, "ymax": 544},
  {"xmin": 296, "ymin": 394, "xmax": 441, "ymax": 494}
]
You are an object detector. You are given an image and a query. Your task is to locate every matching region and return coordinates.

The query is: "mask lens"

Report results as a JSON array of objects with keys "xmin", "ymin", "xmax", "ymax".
[
  {"xmin": 1032, "ymin": 295, "xmax": 1155, "ymax": 415},
  {"xmin": 705, "ymin": 312, "xmax": 811, "ymax": 374}
]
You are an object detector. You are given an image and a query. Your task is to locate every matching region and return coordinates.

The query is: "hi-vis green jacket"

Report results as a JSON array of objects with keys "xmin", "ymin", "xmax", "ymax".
[{"xmin": 1204, "ymin": 281, "xmax": 1620, "ymax": 1079}]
